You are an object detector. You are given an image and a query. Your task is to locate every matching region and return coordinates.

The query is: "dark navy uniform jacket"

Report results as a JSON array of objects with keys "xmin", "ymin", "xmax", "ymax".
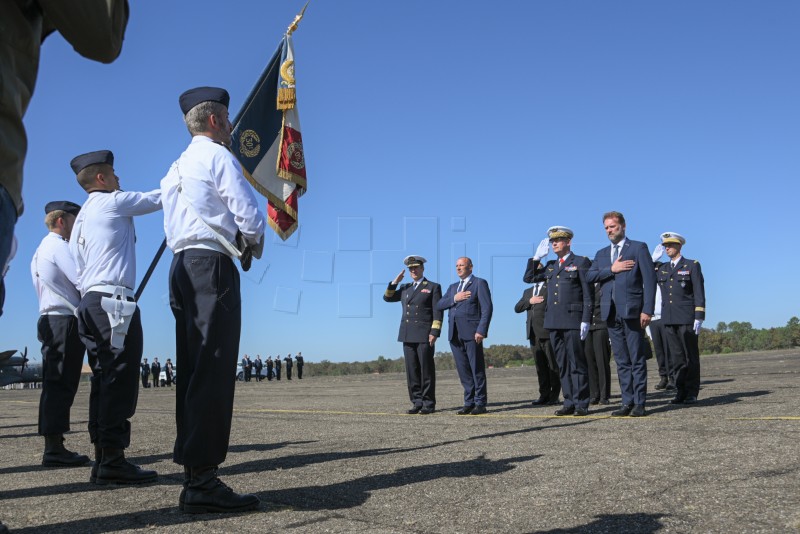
[
  {"xmin": 657, "ymin": 257, "xmax": 705, "ymax": 325},
  {"xmin": 384, "ymin": 278, "xmax": 443, "ymax": 343},
  {"xmin": 523, "ymin": 254, "xmax": 592, "ymax": 330}
]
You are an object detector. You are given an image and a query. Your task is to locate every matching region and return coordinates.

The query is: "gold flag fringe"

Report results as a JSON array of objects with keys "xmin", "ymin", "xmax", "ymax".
[{"xmin": 277, "ymin": 88, "xmax": 296, "ymax": 110}]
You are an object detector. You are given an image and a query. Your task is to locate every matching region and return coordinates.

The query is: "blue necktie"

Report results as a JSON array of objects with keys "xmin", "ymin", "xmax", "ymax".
[{"xmin": 612, "ymin": 244, "xmax": 619, "ymax": 263}]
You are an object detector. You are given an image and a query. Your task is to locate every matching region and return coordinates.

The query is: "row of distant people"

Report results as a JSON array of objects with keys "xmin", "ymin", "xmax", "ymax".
[{"xmin": 239, "ymin": 353, "xmax": 305, "ymax": 382}]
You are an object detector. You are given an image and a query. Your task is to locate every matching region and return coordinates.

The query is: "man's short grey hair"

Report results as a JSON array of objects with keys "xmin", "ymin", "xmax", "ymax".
[{"xmin": 184, "ymin": 101, "xmax": 227, "ymax": 135}]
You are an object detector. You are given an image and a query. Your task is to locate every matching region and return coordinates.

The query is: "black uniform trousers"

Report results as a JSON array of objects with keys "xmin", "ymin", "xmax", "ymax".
[
  {"xmin": 37, "ymin": 314, "xmax": 86, "ymax": 435},
  {"xmin": 530, "ymin": 337, "xmax": 560, "ymax": 402},
  {"xmin": 77, "ymin": 292, "xmax": 143, "ymax": 449},
  {"xmin": 549, "ymin": 329, "xmax": 589, "ymax": 410},
  {"xmin": 584, "ymin": 328, "xmax": 611, "ymax": 402},
  {"xmin": 170, "ymin": 249, "xmax": 240, "ymax": 467},
  {"xmin": 402, "ymin": 341, "xmax": 436, "ymax": 409},
  {"xmin": 297, "ymin": 364, "xmax": 303, "ymax": 379},
  {"xmin": 665, "ymin": 324, "xmax": 701, "ymax": 398},
  {"xmin": 649, "ymin": 319, "xmax": 672, "ymax": 381}
]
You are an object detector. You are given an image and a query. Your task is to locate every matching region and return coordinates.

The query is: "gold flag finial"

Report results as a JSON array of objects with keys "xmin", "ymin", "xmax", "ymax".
[{"xmin": 287, "ymin": 1, "xmax": 310, "ymax": 35}]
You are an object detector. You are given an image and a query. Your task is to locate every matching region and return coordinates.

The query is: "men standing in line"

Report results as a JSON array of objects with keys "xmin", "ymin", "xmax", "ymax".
[
  {"xmin": 296, "ymin": 352, "xmax": 304, "ymax": 379},
  {"xmin": 383, "ymin": 255, "xmax": 443, "ymax": 414},
  {"xmin": 151, "ymin": 358, "xmax": 161, "ymax": 387},
  {"xmin": 253, "ymin": 356, "xmax": 263, "ymax": 382},
  {"xmin": 31, "ymin": 200, "xmax": 90, "ymax": 467},
  {"xmin": 68, "ymin": 149, "xmax": 161, "ymax": 484},
  {"xmin": 161, "ymin": 87, "xmax": 265, "ymax": 513},
  {"xmin": 524, "ymin": 227, "xmax": 592, "ymax": 416},
  {"xmin": 584, "ymin": 283, "xmax": 611, "ymax": 405},
  {"xmin": 266, "ymin": 356, "xmax": 274, "ymax": 380},
  {"xmin": 514, "ymin": 280, "xmax": 560, "ymax": 406},
  {"xmin": 165, "ymin": 358, "xmax": 175, "ymax": 387},
  {"xmin": 436, "ymin": 257, "xmax": 493, "ymax": 415},
  {"xmin": 657, "ymin": 232, "xmax": 705, "ymax": 405},
  {"xmin": 275, "ymin": 355, "xmax": 282, "ymax": 381},
  {"xmin": 140, "ymin": 358, "xmax": 150, "ymax": 388},
  {"xmin": 587, "ymin": 211, "xmax": 656, "ymax": 417},
  {"xmin": 648, "ymin": 243, "xmax": 674, "ymax": 391},
  {"xmin": 284, "ymin": 354, "xmax": 293, "ymax": 380}
]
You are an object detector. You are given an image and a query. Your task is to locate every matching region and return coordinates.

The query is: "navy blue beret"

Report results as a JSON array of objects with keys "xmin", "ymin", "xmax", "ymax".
[
  {"xmin": 44, "ymin": 200, "xmax": 81, "ymax": 216},
  {"xmin": 179, "ymin": 86, "xmax": 230, "ymax": 115},
  {"xmin": 70, "ymin": 150, "xmax": 114, "ymax": 174}
]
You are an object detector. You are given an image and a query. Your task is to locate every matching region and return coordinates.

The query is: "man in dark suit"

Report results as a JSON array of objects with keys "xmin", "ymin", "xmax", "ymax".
[
  {"xmin": 384, "ymin": 255, "xmax": 443, "ymax": 414},
  {"xmin": 274, "ymin": 355, "xmax": 281, "ymax": 381},
  {"xmin": 436, "ymin": 257, "xmax": 493, "ymax": 415},
  {"xmin": 514, "ymin": 281, "xmax": 560, "ymax": 405},
  {"xmin": 253, "ymin": 356, "xmax": 263, "ymax": 382},
  {"xmin": 587, "ymin": 211, "xmax": 656, "ymax": 417},
  {"xmin": 524, "ymin": 227, "xmax": 592, "ymax": 416},
  {"xmin": 284, "ymin": 354, "xmax": 293, "ymax": 380},
  {"xmin": 266, "ymin": 356, "xmax": 274, "ymax": 380},
  {"xmin": 141, "ymin": 358, "xmax": 150, "ymax": 388},
  {"xmin": 657, "ymin": 232, "xmax": 705, "ymax": 405},
  {"xmin": 295, "ymin": 352, "xmax": 304, "ymax": 379},
  {"xmin": 151, "ymin": 358, "xmax": 161, "ymax": 388}
]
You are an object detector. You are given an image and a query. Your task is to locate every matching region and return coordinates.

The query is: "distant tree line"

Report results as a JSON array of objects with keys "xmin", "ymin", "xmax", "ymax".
[{"xmin": 303, "ymin": 317, "xmax": 800, "ymax": 377}]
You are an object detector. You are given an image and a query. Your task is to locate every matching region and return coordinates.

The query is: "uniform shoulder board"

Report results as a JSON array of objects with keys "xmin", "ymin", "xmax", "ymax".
[{"xmin": 693, "ymin": 260, "xmax": 699, "ymax": 264}]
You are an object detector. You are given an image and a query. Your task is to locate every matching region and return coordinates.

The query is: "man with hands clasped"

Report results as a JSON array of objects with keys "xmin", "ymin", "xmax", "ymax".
[
  {"xmin": 656, "ymin": 232, "xmax": 705, "ymax": 405},
  {"xmin": 524, "ymin": 227, "xmax": 592, "ymax": 416}
]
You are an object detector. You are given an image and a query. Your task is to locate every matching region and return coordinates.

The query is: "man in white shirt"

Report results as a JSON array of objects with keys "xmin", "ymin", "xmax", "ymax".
[
  {"xmin": 69, "ymin": 149, "xmax": 161, "ymax": 485},
  {"xmin": 161, "ymin": 86, "xmax": 265, "ymax": 513},
  {"xmin": 31, "ymin": 200, "xmax": 89, "ymax": 467}
]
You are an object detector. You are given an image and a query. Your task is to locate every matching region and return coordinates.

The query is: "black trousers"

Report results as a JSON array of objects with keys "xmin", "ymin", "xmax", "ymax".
[
  {"xmin": 77, "ymin": 292, "xmax": 142, "ymax": 449},
  {"xmin": 550, "ymin": 329, "xmax": 589, "ymax": 409},
  {"xmin": 649, "ymin": 319, "xmax": 672, "ymax": 380},
  {"xmin": 297, "ymin": 365, "xmax": 303, "ymax": 379},
  {"xmin": 286, "ymin": 365, "xmax": 292, "ymax": 380},
  {"xmin": 530, "ymin": 337, "xmax": 559, "ymax": 401},
  {"xmin": 170, "ymin": 249, "xmax": 240, "ymax": 467},
  {"xmin": 37, "ymin": 315, "xmax": 85, "ymax": 435},
  {"xmin": 584, "ymin": 328, "xmax": 611, "ymax": 401},
  {"xmin": 665, "ymin": 323, "xmax": 701, "ymax": 397},
  {"xmin": 402, "ymin": 341, "xmax": 436, "ymax": 409}
]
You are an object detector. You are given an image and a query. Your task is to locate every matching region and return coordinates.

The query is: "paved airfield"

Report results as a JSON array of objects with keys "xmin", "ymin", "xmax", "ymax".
[{"xmin": 1, "ymin": 350, "xmax": 798, "ymax": 533}]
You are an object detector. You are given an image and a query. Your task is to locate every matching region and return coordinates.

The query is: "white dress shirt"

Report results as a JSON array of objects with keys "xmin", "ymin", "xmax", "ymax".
[
  {"xmin": 160, "ymin": 136, "xmax": 266, "ymax": 255},
  {"xmin": 611, "ymin": 238, "xmax": 627, "ymax": 262},
  {"xmin": 31, "ymin": 232, "xmax": 81, "ymax": 314},
  {"xmin": 69, "ymin": 189, "xmax": 162, "ymax": 294}
]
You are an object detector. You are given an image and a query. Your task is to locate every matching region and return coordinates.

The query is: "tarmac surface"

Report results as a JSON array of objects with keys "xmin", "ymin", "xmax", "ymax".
[{"xmin": 1, "ymin": 350, "xmax": 799, "ymax": 533}]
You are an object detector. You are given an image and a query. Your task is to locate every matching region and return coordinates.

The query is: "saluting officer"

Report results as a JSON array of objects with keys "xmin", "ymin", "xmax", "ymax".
[
  {"xmin": 161, "ymin": 86, "xmax": 265, "ymax": 513},
  {"xmin": 68, "ymin": 149, "xmax": 161, "ymax": 485},
  {"xmin": 657, "ymin": 232, "xmax": 706, "ymax": 405},
  {"xmin": 284, "ymin": 354, "xmax": 293, "ymax": 380},
  {"xmin": 383, "ymin": 255, "xmax": 443, "ymax": 414},
  {"xmin": 31, "ymin": 200, "xmax": 89, "ymax": 467},
  {"xmin": 523, "ymin": 227, "xmax": 592, "ymax": 416},
  {"xmin": 295, "ymin": 352, "xmax": 304, "ymax": 379}
]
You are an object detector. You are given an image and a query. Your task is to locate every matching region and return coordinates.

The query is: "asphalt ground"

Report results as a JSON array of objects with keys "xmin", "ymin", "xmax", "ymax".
[{"xmin": 1, "ymin": 350, "xmax": 798, "ymax": 533}]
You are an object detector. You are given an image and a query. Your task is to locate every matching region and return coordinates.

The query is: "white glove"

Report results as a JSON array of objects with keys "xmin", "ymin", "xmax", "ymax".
[
  {"xmin": 580, "ymin": 322, "xmax": 589, "ymax": 341},
  {"xmin": 533, "ymin": 238, "xmax": 550, "ymax": 261},
  {"xmin": 693, "ymin": 320, "xmax": 703, "ymax": 336},
  {"xmin": 651, "ymin": 244, "xmax": 665, "ymax": 262}
]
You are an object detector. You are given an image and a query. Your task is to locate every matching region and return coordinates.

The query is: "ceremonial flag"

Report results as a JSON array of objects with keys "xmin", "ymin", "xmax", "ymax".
[{"xmin": 231, "ymin": 29, "xmax": 307, "ymax": 240}]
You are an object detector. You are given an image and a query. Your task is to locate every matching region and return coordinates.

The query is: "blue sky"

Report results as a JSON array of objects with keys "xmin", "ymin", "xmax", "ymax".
[{"xmin": 2, "ymin": 1, "xmax": 798, "ymax": 363}]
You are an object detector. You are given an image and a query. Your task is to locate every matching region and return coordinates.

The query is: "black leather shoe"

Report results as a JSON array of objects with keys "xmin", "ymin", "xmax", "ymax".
[
  {"xmin": 574, "ymin": 407, "xmax": 589, "ymax": 416},
  {"xmin": 598, "ymin": 398, "xmax": 610, "ymax": 405},
  {"xmin": 96, "ymin": 449, "xmax": 157, "ymax": 485},
  {"xmin": 531, "ymin": 397, "xmax": 548, "ymax": 406},
  {"xmin": 419, "ymin": 407, "xmax": 435, "ymax": 415},
  {"xmin": 683, "ymin": 396, "xmax": 698, "ymax": 404},
  {"xmin": 470, "ymin": 405, "xmax": 487, "ymax": 415},
  {"xmin": 670, "ymin": 396, "xmax": 686, "ymax": 405},
  {"xmin": 407, "ymin": 406, "xmax": 422, "ymax": 414},
  {"xmin": 456, "ymin": 406, "xmax": 474, "ymax": 415},
  {"xmin": 554, "ymin": 406, "xmax": 575, "ymax": 416},
  {"xmin": 611, "ymin": 405, "xmax": 633, "ymax": 417},
  {"xmin": 42, "ymin": 435, "xmax": 91, "ymax": 467},
  {"xmin": 589, "ymin": 398, "xmax": 600, "ymax": 405},
  {"xmin": 665, "ymin": 383, "xmax": 677, "ymax": 391},
  {"xmin": 183, "ymin": 470, "xmax": 260, "ymax": 514},
  {"xmin": 630, "ymin": 404, "xmax": 646, "ymax": 417},
  {"xmin": 654, "ymin": 377, "xmax": 668, "ymax": 390}
]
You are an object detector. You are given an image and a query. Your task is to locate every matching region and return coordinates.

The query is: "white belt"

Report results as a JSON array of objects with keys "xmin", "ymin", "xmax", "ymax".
[
  {"xmin": 42, "ymin": 310, "xmax": 74, "ymax": 316},
  {"xmin": 86, "ymin": 285, "xmax": 135, "ymax": 299}
]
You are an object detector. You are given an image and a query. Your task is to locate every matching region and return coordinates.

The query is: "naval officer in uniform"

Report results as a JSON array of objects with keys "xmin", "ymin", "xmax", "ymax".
[
  {"xmin": 383, "ymin": 255, "xmax": 443, "ymax": 414},
  {"xmin": 31, "ymin": 200, "xmax": 89, "ymax": 467},
  {"xmin": 68, "ymin": 149, "xmax": 161, "ymax": 485},
  {"xmin": 524, "ymin": 227, "xmax": 592, "ymax": 416},
  {"xmin": 656, "ymin": 232, "xmax": 706, "ymax": 405},
  {"xmin": 161, "ymin": 86, "xmax": 265, "ymax": 513}
]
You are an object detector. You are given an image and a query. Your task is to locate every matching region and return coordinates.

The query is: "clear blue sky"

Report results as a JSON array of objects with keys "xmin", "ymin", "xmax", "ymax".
[{"xmin": 2, "ymin": 1, "xmax": 798, "ymax": 363}]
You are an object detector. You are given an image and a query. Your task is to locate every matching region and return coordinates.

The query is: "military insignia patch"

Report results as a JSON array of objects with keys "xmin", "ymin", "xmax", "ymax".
[{"xmin": 565, "ymin": 265, "xmax": 577, "ymax": 272}]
